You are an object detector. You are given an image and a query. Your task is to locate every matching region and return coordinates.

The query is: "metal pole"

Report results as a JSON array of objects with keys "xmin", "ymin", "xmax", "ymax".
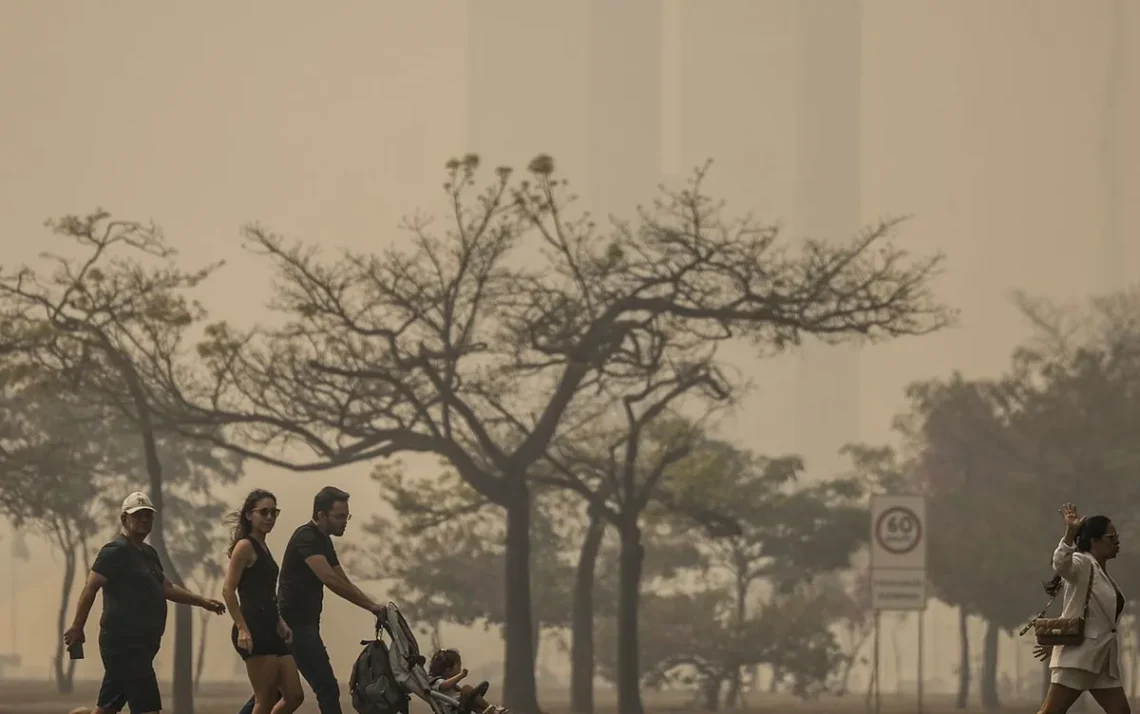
[
  {"xmin": 874, "ymin": 609, "xmax": 881, "ymax": 714},
  {"xmin": 917, "ymin": 608, "xmax": 924, "ymax": 714}
]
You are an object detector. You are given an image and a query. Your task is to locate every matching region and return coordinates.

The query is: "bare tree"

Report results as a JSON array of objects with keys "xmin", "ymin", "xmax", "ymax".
[
  {"xmin": 0, "ymin": 213, "xmax": 224, "ymax": 714},
  {"xmin": 141, "ymin": 155, "xmax": 950, "ymax": 711}
]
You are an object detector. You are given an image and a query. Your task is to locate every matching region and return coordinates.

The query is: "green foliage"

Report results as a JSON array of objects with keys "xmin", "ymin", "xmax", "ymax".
[
  {"xmin": 854, "ymin": 286, "xmax": 1140, "ymax": 630},
  {"xmin": 652, "ymin": 434, "xmax": 868, "ymax": 601},
  {"xmin": 357, "ymin": 466, "xmax": 582, "ymax": 634},
  {"xmin": 595, "ymin": 582, "xmax": 846, "ymax": 701},
  {"xmin": 0, "ymin": 372, "xmax": 128, "ymax": 548},
  {"xmin": 584, "ymin": 435, "xmax": 869, "ymax": 704}
]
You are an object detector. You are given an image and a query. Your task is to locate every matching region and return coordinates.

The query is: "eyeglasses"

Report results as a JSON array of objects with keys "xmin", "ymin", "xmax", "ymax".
[{"xmin": 254, "ymin": 507, "xmax": 281, "ymax": 519}]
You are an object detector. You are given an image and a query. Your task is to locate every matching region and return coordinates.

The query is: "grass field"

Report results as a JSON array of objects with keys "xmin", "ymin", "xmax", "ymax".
[{"xmin": 0, "ymin": 680, "xmax": 1042, "ymax": 714}]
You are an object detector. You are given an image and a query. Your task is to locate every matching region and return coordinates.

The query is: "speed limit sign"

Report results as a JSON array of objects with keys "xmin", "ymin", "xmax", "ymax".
[{"xmin": 870, "ymin": 495, "xmax": 926, "ymax": 569}]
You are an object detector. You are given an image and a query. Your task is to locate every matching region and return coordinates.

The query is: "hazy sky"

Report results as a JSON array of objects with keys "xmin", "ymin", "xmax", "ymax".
[{"xmin": 0, "ymin": 0, "xmax": 1136, "ymax": 694}]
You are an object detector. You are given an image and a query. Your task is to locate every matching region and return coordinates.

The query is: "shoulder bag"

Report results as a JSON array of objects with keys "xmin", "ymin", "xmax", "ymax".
[{"xmin": 1020, "ymin": 561, "xmax": 1096, "ymax": 647}]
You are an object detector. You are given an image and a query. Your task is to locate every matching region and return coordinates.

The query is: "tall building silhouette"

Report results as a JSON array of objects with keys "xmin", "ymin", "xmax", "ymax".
[
  {"xmin": 793, "ymin": 0, "xmax": 863, "ymax": 478},
  {"xmin": 466, "ymin": 4, "xmax": 663, "ymax": 704},
  {"xmin": 1102, "ymin": 0, "xmax": 1130, "ymax": 290},
  {"xmin": 467, "ymin": 2, "xmax": 590, "ymax": 187},
  {"xmin": 467, "ymin": 0, "xmax": 662, "ymax": 218},
  {"xmin": 585, "ymin": 0, "xmax": 663, "ymax": 217}
]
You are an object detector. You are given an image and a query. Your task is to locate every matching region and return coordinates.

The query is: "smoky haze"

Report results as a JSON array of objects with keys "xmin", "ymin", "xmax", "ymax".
[{"xmin": 0, "ymin": 0, "xmax": 1137, "ymax": 711}]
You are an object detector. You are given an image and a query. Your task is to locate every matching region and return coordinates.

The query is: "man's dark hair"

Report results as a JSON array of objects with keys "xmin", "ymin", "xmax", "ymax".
[{"xmin": 312, "ymin": 486, "xmax": 350, "ymax": 518}]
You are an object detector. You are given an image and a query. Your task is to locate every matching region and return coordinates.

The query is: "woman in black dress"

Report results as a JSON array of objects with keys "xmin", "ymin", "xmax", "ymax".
[{"xmin": 222, "ymin": 489, "xmax": 304, "ymax": 714}]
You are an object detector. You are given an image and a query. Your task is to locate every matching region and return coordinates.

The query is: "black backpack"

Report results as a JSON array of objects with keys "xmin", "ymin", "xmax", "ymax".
[{"xmin": 349, "ymin": 632, "xmax": 410, "ymax": 714}]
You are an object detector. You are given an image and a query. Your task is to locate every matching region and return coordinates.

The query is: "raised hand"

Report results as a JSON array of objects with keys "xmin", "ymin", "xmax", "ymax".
[{"xmin": 1059, "ymin": 503, "xmax": 1084, "ymax": 530}]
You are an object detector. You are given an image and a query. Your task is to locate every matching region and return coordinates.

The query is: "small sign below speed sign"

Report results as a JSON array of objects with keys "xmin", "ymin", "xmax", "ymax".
[{"xmin": 870, "ymin": 495, "xmax": 926, "ymax": 570}]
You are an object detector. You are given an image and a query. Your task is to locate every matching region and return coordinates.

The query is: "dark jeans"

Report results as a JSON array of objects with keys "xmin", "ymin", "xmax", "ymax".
[{"xmin": 237, "ymin": 624, "xmax": 340, "ymax": 714}]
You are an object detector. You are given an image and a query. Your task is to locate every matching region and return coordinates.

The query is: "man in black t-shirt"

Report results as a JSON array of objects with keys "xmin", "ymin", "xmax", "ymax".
[
  {"xmin": 237, "ymin": 486, "xmax": 386, "ymax": 714},
  {"xmin": 63, "ymin": 491, "xmax": 225, "ymax": 714}
]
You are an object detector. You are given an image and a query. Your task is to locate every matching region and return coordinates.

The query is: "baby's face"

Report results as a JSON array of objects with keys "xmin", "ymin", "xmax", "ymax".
[{"xmin": 450, "ymin": 658, "xmax": 463, "ymax": 677}]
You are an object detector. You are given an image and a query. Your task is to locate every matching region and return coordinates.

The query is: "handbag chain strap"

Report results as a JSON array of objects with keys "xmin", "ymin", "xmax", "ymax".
[{"xmin": 1018, "ymin": 559, "xmax": 1096, "ymax": 637}]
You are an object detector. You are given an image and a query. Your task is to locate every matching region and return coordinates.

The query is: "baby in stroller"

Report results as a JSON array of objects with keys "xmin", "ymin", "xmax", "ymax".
[
  {"xmin": 428, "ymin": 649, "xmax": 509, "ymax": 714},
  {"xmin": 351, "ymin": 602, "xmax": 509, "ymax": 714}
]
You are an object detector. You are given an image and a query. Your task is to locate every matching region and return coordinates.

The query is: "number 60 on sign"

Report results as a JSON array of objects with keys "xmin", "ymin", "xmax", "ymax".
[{"xmin": 870, "ymin": 495, "xmax": 926, "ymax": 570}]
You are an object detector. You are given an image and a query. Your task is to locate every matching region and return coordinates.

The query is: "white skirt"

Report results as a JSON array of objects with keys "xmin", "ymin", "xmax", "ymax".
[{"xmin": 1051, "ymin": 666, "xmax": 1122, "ymax": 691}]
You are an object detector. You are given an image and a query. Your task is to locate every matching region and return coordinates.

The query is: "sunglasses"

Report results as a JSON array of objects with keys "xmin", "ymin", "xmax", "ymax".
[{"xmin": 253, "ymin": 507, "xmax": 281, "ymax": 519}]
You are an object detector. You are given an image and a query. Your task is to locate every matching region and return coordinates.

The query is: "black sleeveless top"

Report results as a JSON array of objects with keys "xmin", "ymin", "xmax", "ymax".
[{"xmin": 238, "ymin": 537, "xmax": 281, "ymax": 629}]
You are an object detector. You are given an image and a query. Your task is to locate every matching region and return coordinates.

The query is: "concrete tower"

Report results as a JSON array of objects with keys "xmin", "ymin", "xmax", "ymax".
[
  {"xmin": 467, "ymin": 4, "xmax": 664, "ymax": 711},
  {"xmin": 794, "ymin": 0, "xmax": 864, "ymax": 479}
]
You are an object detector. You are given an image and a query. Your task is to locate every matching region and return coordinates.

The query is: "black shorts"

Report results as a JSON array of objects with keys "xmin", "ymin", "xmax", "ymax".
[
  {"xmin": 97, "ymin": 637, "xmax": 162, "ymax": 714},
  {"xmin": 231, "ymin": 622, "xmax": 292, "ymax": 661}
]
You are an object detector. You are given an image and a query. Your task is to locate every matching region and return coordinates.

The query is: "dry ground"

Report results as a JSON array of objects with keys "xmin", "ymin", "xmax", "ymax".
[{"xmin": 0, "ymin": 680, "xmax": 1039, "ymax": 714}]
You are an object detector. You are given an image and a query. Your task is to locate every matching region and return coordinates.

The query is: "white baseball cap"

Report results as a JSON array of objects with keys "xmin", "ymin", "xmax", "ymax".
[{"xmin": 121, "ymin": 491, "xmax": 156, "ymax": 515}]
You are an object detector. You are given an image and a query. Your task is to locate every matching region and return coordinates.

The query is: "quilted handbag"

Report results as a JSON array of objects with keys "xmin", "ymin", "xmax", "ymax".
[{"xmin": 1024, "ymin": 564, "xmax": 1096, "ymax": 647}]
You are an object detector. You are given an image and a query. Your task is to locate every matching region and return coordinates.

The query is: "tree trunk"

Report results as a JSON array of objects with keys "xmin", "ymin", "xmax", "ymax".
[
  {"xmin": 724, "ymin": 675, "xmax": 740, "ymax": 710},
  {"xmin": 616, "ymin": 522, "xmax": 645, "ymax": 714},
  {"xmin": 194, "ymin": 608, "xmax": 210, "ymax": 693},
  {"xmin": 501, "ymin": 479, "xmax": 540, "ymax": 713},
  {"xmin": 173, "ymin": 605, "xmax": 194, "ymax": 711},
  {"xmin": 956, "ymin": 607, "xmax": 970, "ymax": 709},
  {"xmin": 130, "ymin": 387, "xmax": 194, "ymax": 714},
  {"xmin": 53, "ymin": 545, "xmax": 77, "ymax": 694},
  {"xmin": 980, "ymin": 620, "xmax": 1000, "ymax": 710},
  {"xmin": 142, "ymin": 421, "xmax": 193, "ymax": 714},
  {"xmin": 533, "ymin": 619, "xmax": 541, "ymax": 668},
  {"xmin": 724, "ymin": 575, "xmax": 747, "ymax": 710},
  {"xmin": 702, "ymin": 677, "xmax": 721, "ymax": 712},
  {"xmin": 570, "ymin": 512, "xmax": 605, "ymax": 714}
]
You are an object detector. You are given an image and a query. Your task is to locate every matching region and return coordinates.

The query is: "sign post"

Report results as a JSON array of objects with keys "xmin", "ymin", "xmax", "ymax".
[{"xmin": 870, "ymin": 494, "xmax": 927, "ymax": 714}]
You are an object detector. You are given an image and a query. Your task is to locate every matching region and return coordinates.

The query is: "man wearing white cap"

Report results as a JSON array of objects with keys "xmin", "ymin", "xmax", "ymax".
[{"xmin": 63, "ymin": 491, "xmax": 227, "ymax": 714}]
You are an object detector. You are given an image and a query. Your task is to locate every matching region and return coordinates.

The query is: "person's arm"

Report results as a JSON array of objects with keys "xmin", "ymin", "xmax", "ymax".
[
  {"xmin": 1054, "ymin": 505, "xmax": 1085, "ymax": 582},
  {"xmin": 158, "ymin": 550, "xmax": 225, "ymax": 612},
  {"xmin": 164, "ymin": 578, "xmax": 222, "ymax": 609},
  {"xmin": 65, "ymin": 541, "xmax": 126, "ymax": 644},
  {"xmin": 303, "ymin": 555, "xmax": 382, "ymax": 612},
  {"xmin": 222, "ymin": 540, "xmax": 255, "ymax": 633},
  {"xmin": 64, "ymin": 570, "xmax": 109, "ymax": 644},
  {"xmin": 439, "ymin": 670, "xmax": 468, "ymax": 691},
  {"xmin": 333, "ymin": 564, "xmax": 385, "ymax": 613}
]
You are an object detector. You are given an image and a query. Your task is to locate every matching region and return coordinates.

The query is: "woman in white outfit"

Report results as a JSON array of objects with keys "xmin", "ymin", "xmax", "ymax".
[{"xmin": 1034, "ymin": 503, "xmax": 1129, "ymax": 714}]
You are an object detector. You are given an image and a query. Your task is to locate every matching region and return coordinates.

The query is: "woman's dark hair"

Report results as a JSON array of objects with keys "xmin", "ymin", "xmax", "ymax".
[
  {"xmin": 227, "ymin": 489, "xmax": 277, "ymax": 556},
  {"xmin": 313, "ymin": 486, "xmax": 350, "ymax": 518},
  {"xmin": 429, "ymin": 649, "xmax": 461, "ymax": 678},
  {"xmin": 1076, "ymin": 516, "xmax": 1112, "ymax": 553},
  {"xmin": 1043, "ymin": 515, "xmax": 1113, "ymax": 596}
]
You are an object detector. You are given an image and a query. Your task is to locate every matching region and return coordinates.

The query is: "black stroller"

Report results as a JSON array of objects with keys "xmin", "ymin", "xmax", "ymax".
[{"xmin": 350, "ymin": 602, "xmax": 492, "ymax": 714}]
